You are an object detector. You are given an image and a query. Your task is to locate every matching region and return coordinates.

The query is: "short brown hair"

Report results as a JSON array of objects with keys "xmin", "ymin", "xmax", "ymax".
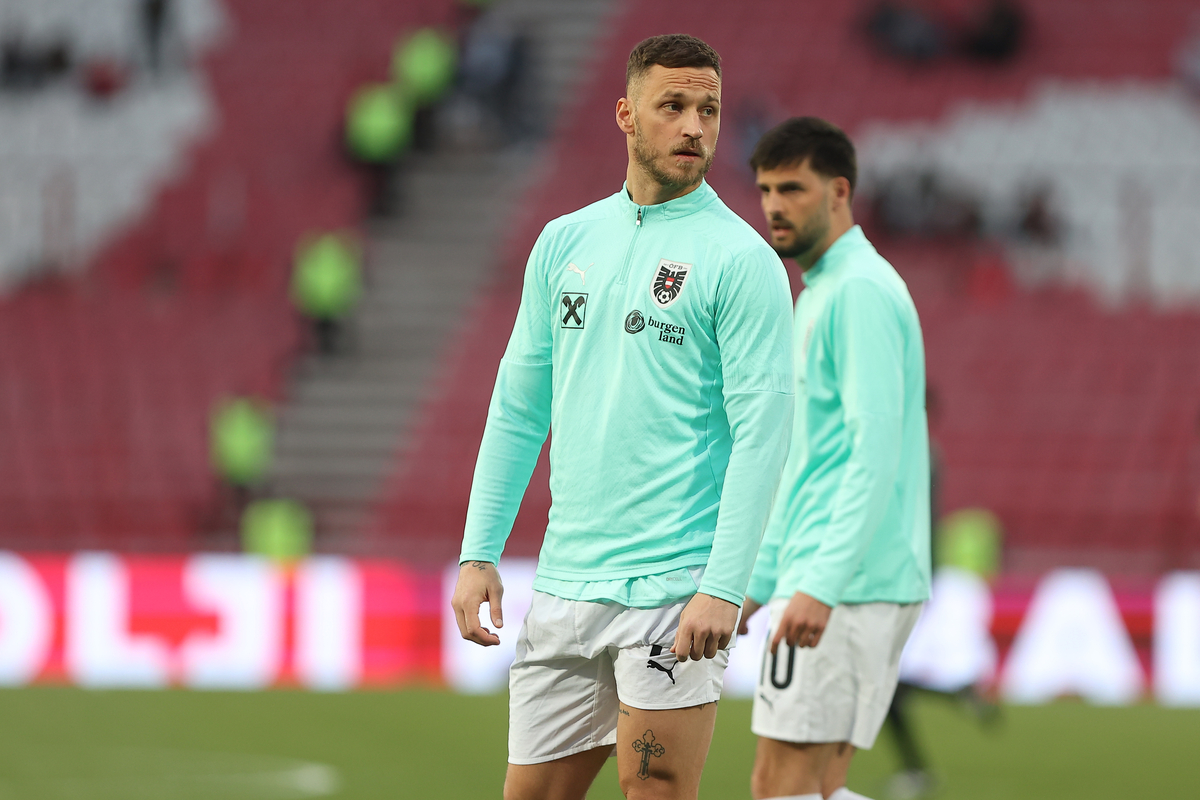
[
  {"xmin": 626, "ymin": 34, "xmax": 721, "ymax": 95},
  {"xmin": 749, "ymin": 117, "xmax": 857, "ymax": 196}
]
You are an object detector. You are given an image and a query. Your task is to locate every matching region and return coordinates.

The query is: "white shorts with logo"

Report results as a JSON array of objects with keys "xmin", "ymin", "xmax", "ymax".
[
  {"xmin": 507, "ymin": 590, "xmax": 734, "ymax": 765},
  {"xmin": 751, "ymin": 599, "xmax": 922, "ymax": 750}
]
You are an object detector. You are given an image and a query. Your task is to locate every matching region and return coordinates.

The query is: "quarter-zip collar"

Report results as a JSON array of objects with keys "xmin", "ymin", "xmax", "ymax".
[
  {"xmin": 801, "ymin": 225, "xmax": 869, "ymax": 288},
  {"xmin": 618, "ymin": 179, "xmax": 717, "ymax": 225}
]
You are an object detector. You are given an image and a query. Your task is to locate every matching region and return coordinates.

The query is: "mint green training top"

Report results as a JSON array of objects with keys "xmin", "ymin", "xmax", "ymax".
[
  {"xmin": 459, "ymin": 180, "xmax": 795, "ymax": 608},
  {"xmin": 746, "ymin": 226, "xmax": 931, "ymax": 608}
]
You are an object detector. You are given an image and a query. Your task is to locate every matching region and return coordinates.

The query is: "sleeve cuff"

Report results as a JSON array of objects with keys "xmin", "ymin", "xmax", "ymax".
[
  {"xmin": 696, "ymin": 584, "xmax": 745, "ymax": 608},
  {"xmin": 745, "ymin": 573, "xmax": 776, "ymax": 605},
  {"xmin": 458, "ymin": 553, "xmax": 500, "ymax": 566},
  {"xmin": 794, "ymin": 579, "xmax": 840, "ymax": 609}
]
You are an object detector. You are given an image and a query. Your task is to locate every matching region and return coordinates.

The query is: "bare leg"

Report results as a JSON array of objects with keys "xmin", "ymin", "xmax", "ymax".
[
  {"xmin": 503, "ymin": 745, "xmax": 613, "ymax": 800},
  {"xmin": 617, "ymin": 701, "xmax": 717, "ymax": 800},
  {"xmin": 820, "ymin": 742, "xmax": 856, "ymax": 798},
  {"xmin": 750, "ymin": 738, "xmax": 842, "ymax": 799}
]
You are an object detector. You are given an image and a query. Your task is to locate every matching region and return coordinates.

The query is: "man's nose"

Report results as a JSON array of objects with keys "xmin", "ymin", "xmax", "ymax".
[{"xmin": 682, "ymin": 109, "xmax": 704, "ymax": 139}]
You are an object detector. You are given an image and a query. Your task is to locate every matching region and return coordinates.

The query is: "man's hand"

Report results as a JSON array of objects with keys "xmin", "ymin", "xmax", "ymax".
[
  {"xmin": 671, "ymin": 593, "xmax": 739, "ymax": 662},
  {"xmin": 738, "ymin": 597, "xmax": 763, "ymax": 636},
  {"xmin": 451, "ymin": 560, "xmax": 504, "ymax": 647},
  {"xmin": 770, "ymin": 591, "xmax": 832, "ymax": 654}
]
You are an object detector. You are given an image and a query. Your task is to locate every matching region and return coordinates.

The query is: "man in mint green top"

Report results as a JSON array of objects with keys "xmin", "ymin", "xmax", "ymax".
[
  {"xmin": 450, "ymin": 35, "xmax": 794, "ymax": 800},
  {"xmin": 740, "ymin": 118, "xmax": 931, "ymax": 800}
]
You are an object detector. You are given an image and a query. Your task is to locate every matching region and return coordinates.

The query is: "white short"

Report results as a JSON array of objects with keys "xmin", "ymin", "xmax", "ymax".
[
  {"xmin": 507, "ymin": 590, "xmax": 733, "ymax": 765},
  {"xmin": 751, "ymin": 599, "xmax": 922, "ymax": 750}
]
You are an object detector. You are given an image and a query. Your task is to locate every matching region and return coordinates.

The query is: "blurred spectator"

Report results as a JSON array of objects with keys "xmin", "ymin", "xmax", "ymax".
[
  {"xmin": 961, "ymin": 0, "xmax": 1027, "ymax": 63},
  {"xmin": 937, "ymin": 508, "xmax": 1003, "ymax": 579},
  {"xmin": 1, "ymin": 33, "xmax": 72, "ymax": 91},
  {"xmin": 393, "ymin": 27, "xmax": 458, "ymax": 150},
  {"xmin": 394, "ymin": 28, "xmax": 457, "ymax": 104},
  {"xmin": 210, "ymin": 396, "xmax": 275, "ymax": 515},
  {"xmin": 734, "ymin": 97, "xmax": 778, "ymax": 172},
  {"xmin": 140, "ymin": 0, "xmax": 171, "ymax": 75},
  {"xmin": 886, "ymin": 508, "xmax": 1003, "ymax": 799},
  {"xmin": 456, "ymin": 9, "xmax": 536, "ymax": 144},
  {"xmin": 865, "ymin": 1, "xmax": 948, "ymax": 64},
  {"xmin": 865, "ymin": 1, "xmax": 1028, "ymax": 67},
  {"xmin": 346, "ymin": 84, "xmax": 414, "ymax": 161},
  {"xmin": 344, "ymin": 84, "xmax": 414, "ymax": 215},
  {"xmin": 1015, "ymin": 183, "xmax": 1062, "ymax": 245},
  {"xmin": 883, "ymin": 393, "xmax": 999, "ymax": 798},
  {"xmin": 872, "ymin": 170, "xmax": 982, "ymax": 237},
  {"xmin": 241, "ymin": 498, "xmax": 313, "ymax": 563},
  {"xmin": 291, "ymin": 232, "xmax": 363, "ymax": 356}
]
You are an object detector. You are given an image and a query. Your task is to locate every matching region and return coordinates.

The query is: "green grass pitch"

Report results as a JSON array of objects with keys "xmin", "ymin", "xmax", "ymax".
[{"xmin": 0, "ymin": 687, "xmax": 1196, "ymax": 798}]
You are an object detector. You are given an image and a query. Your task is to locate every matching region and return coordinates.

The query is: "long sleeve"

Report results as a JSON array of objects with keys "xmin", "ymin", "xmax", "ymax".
[
  {"xmin": 459, "ymin": 233, "xmax": 554, "ymax": 565},
  {"xmin": 695, "ymin": 248, "xmax": 794, "ymax": 607},
  {"xmin": 746, "ymin": 515, "xmax": 783, "ymax": 604},
  {"xmin": 795, "ymin": 279, "xmax": 905, "ymax": 607}
]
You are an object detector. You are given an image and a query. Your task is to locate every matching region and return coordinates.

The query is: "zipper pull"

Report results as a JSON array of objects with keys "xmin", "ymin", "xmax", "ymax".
[{"xmin": 636, "ymin": 207, "xmax": 643, "ymax": 226}]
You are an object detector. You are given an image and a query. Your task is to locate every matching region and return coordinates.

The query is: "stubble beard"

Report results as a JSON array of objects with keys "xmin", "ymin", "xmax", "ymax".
[
  {"xmin": 632, "ymin": 116, "xmax": 714, "ymax": 194},
  {"xmin": 772, "ymin": 205, "xmax": 831, "ymax": 260}
]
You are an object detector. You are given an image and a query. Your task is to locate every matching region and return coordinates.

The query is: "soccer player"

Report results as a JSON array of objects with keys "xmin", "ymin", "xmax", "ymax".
[
  {"xmin": 450, "ymin": 34, "xmax": 795, "ymax": 800},
  {"xmin": 739, "ymin": 117, "xmax": 932, "ymax": 800}
]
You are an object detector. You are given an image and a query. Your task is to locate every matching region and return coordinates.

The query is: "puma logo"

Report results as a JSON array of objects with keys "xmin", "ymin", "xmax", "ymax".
[
  {"xmin": 646, "ymin": 644, "xmax": 677, "ymax": 685},
  {"xmin": 566, "ymin": 262, "xmax": 592, "ymax": 285},
  {"xmin": 758, "ymin": 692, "xmax": 775, "ymax": 711}
]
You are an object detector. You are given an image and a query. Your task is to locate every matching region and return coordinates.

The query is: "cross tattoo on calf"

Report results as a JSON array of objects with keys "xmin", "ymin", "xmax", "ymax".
[{"xmin": 632, "ymin": 730, "xmax": 665, "ymax": 780}]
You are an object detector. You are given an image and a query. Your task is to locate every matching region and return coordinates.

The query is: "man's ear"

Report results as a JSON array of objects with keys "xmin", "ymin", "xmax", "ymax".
[
  {"xmin": 831, "ymin": 176, "xmax": 852, "ymax": 211},
  {"xmin": 616, "ymin": 96, "xmax": 635, "ymax": 136}
]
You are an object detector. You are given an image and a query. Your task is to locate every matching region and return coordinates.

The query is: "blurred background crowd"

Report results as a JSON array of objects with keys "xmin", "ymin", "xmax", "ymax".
[{"xmin": 2, "ymin": 0, "xmax": 1198, "ymax": 576}]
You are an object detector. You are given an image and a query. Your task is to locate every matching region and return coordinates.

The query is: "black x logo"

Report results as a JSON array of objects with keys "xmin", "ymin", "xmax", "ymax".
[{"xmin": 561, "ymin": 293, "xmax": 587, "ymax": 328}]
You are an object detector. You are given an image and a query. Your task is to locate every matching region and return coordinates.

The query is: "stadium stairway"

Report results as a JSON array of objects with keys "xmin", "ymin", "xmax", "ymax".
[
  {"xmin": 370, "ymin": 0, "xmax": 1200, "ymax": 573},
  {"xmin": 268, "ymin": 0, "xmax": 622, "ymax": 550}
]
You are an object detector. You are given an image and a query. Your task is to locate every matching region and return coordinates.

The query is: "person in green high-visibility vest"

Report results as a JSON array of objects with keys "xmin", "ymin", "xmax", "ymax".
[
  {"xmin": 241, "ymin": 497, "xmax": 313, "ymax": 564},
  {"xmin": 882, "ymin": 392, "xmax": 1000, "ymax": 800},
  {"xmin": 393, "ymin": 27, "xmax": 457, "ymax": 106},
  {"xmin": 393, "ymin": 27, "xmax": 457, "ymax": 151},
  {"xmin": 210, "ymin": 396, "xmax": 274, "ymax": 518},
  {"xmin": 346, "ymin": 83, "xmax": 414, "ymax": 164},
  {"xmin": 345, "ymin": 83, "xmax": 414, "ymax": 215},
  {"xmin": 290, "ymin": 232, "xmax": 362, "ymax": 356}
]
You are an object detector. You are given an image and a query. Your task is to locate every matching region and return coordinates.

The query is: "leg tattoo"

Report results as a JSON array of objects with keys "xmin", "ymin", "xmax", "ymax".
[{"xmin": 632, "ymin": 730, "xmax": 665, "ymax": 780}]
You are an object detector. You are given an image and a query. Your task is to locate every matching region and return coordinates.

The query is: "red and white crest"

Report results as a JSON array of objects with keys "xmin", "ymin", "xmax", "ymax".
[{"xmin": 650, "ymin": 259, "xmax": 692, "ymax": 309}]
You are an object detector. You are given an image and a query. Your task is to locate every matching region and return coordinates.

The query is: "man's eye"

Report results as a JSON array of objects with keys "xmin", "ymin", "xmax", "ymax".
[
  {"xmin": 702, "ymin": 107, "xmax": 715, "ymax": 116},
  {"xmin": 664, "ymin": 103, "xmax": 679, "ymax": 112}
]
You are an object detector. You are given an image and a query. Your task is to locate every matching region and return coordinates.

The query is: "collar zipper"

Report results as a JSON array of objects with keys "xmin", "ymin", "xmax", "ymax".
[{"xmin": 617, "ymin": 205, "xmax": 644, "ymax": 285}]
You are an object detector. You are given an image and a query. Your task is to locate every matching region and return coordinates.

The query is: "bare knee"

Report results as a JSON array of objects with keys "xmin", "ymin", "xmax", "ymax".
[
  {"xmin": 504, "ymin": 747, "xmax": 611, "ymax": 800},
  {"xmin": 751, "ymin": 753, "xmax": 797, "ymax": 799},
  {"xmin": 749, "ymin": 758, "xmax": 773, "ymax": 799},
  {"xmin": 751, "ymin": 738, "xmax": 831, "ymax": 799},
  {"xmin": 503, "ymin": 769, "xmax": 532, "ymax": 800}
]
